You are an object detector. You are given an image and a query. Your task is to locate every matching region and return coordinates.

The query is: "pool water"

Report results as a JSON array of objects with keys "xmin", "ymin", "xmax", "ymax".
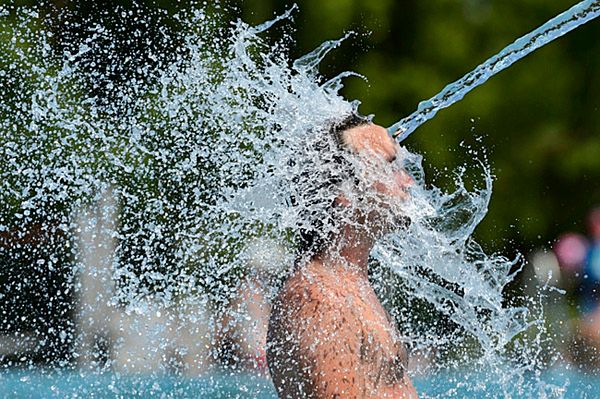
[
  {"xmin": 1, "ymin": 369, "xmax": 599, "ymax": 398},
  {"xmin": 1, "ymin": 371, "xmax": 275, "ymax": 398}
]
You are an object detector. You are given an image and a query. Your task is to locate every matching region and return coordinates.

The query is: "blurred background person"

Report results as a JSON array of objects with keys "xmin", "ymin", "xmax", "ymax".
[
  {"xmin": 573, "ymin": 207, "xmax": 600, "ymax": 368},
  {"xmin": 215, "ymin": 238, "xmax": 288, "ymax": 375}
]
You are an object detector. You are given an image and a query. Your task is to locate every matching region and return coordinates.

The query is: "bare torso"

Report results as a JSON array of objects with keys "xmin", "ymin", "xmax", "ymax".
[{"xmin": 267, "ymin": 259, "xmax": 417, "ymax": 398}]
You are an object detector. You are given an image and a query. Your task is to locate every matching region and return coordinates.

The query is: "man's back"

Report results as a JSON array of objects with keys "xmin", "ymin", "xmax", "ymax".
[{"xmin": 267, "ymin": 260, "xmax": 417, "ymax": 398}]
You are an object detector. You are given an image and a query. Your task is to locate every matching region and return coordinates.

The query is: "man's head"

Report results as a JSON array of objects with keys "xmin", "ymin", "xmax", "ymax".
[
  {"xmin": 293, "ymin": 113, "xmax": 412, "ymax": 255},
  {"xmin": 337, "ymin": 121, "xmax": 413, "ymax": 235}
]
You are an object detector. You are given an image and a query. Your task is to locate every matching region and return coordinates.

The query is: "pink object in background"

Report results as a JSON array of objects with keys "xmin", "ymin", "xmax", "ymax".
[{"xmin": 554, "ymin": 232, "xmax": 589, "ymax": 273}]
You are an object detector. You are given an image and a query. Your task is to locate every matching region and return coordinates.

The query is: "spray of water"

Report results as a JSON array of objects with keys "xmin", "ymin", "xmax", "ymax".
[{"xmin": 0, "ymin": 4, "xmax": 565, "ymax": 398}]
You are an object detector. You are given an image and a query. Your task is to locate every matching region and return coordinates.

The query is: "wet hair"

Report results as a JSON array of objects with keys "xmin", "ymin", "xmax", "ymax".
[{"xmin": 291, "ymin": 113, "xmax": 370, "ymax": 256}]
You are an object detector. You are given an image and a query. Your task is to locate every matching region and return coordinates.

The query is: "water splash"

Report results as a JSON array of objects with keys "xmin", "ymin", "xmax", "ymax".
[
  {"xmin": 388, "ymin": 0, "xmax": 600, "ymax": 142},
  {"xmin": 0, "ymin": 4, "xmax": 563, "ymax": 398}
]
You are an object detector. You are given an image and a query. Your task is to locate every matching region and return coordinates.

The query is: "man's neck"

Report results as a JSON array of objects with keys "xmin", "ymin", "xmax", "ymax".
[{"xmin": 319, "ymin": 224, "xmax": 375, "ymax": 277}]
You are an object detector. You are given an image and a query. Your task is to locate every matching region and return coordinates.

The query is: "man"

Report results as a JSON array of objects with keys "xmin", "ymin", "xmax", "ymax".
[{"xmin": 267, "ymin": 114, "xmax": 418, "ymax": 398}]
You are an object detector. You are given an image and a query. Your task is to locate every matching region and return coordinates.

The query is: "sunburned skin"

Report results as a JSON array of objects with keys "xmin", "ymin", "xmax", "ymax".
[{"xmin": 267, "ymin": 123, "xmax": 418, "ymax": 398}]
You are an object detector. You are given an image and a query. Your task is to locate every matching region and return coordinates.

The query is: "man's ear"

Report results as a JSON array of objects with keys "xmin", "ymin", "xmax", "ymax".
[{"xmin": 334, "ymin": 194, "xmax": 351, "ymax": 208}]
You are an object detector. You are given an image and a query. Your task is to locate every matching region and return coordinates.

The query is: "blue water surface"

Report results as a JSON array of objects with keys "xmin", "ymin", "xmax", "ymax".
[{"xmin": 1, "ymin": 368, "xmax": 599, "ymax": 398}]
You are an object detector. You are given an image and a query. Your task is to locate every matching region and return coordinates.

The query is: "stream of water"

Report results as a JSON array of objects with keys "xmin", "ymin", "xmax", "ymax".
[{"xmin": 388, "ymin": 0, "xmax": 600, "ymax": 142}]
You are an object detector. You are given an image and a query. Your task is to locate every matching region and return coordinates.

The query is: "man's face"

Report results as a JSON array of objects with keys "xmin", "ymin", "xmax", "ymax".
[{"xmin": 340, "ymin": 123, "xmax": 413, "ymax": 231}]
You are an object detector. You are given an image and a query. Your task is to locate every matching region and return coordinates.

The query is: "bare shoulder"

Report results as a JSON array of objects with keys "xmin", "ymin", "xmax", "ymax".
[
  {"xmin": 267, "ymin": 263, "xmax": 419, "ymax": 398},
  {"xmin": 267, "ymin": 265, "xmax": 367, "ymax": 398},
  {"xmin": 271, "ymin": 264, "xmax": 357, "ymax": 324},
  {"xmin": 268, "ymin": 263, "xmax": 366, "ymax": 370}
]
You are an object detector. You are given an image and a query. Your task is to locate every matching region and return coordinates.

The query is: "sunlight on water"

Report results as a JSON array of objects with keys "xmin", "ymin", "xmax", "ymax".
[{"xmin": 0, "ymin": 4, "xmax": 572, "ymax": 398}]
